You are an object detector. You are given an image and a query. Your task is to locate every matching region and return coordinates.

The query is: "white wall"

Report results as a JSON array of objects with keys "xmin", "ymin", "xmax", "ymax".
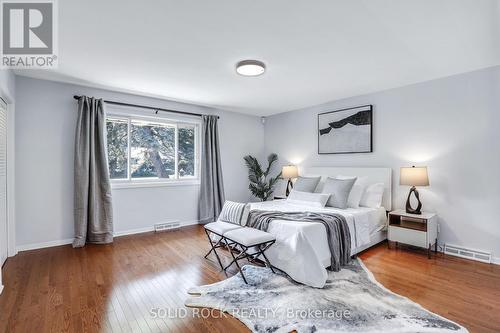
[
  {"xmin": 265, "ymin": 66, "xmax": 500, "ymax": 262},
  {"xmin": 0, "ymin": 70, "xmax": 15, "ymax": 102},
  {"xmin": 15, "ymin": 76, "xmax": 264, "ymax": 249}
]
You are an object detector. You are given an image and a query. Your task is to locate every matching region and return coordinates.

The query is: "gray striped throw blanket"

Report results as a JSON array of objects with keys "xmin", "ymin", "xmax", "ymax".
[{"xmin": 246, "ymin": 210, "xmax": 351, "ymax": 271}]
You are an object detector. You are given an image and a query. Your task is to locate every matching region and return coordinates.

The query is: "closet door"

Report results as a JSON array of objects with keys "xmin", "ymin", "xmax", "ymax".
[{"xmin": 0, "ymin": 98, "xmax": 7, "ymax": 266}]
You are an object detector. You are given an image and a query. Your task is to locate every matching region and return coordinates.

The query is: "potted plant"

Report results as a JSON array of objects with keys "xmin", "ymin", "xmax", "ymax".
[{"xmin": 243, "ymin": 153, "xmax": 282, "ymax": 201}]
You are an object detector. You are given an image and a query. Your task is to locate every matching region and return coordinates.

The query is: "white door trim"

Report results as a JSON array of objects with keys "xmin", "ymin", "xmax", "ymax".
[
  {"xmin": 0, "ymin": 98, "xmax": 6, "ymax": 268},
  {"xmin": 0, "ymin": 82, "xmax": 15, "ymax": 295},
  {"xmin": 6, "ymin": 101, "xmax": 16, "ymax": 257},
  {"xmin": 0, "ymin": 92, "xmax": 16, "ymax": 259}
]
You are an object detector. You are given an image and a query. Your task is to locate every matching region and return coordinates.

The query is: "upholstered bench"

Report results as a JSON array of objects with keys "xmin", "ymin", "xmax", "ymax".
[
  {"xmin": 222, "ymin": 227, "xmax": 276, "ymax": 284},
  {"xmin": 203, "ymin": 220, "xmax": 243, "ymax": 270},
  {"xmin": 203, "ymin": 201, "xmax": 276, "ymax": 283}
]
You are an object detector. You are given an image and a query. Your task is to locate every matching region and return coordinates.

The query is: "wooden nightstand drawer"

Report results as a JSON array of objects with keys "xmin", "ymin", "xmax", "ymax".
[{"xmin": 389, "ymin": 225, "xmax": 426, "ymax": 248}]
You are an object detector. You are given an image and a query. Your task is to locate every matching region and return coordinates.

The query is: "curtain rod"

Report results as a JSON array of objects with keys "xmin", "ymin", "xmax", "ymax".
[{"xmin": 72, "ymin": 95, "xmax": 219, "ymax": 119}]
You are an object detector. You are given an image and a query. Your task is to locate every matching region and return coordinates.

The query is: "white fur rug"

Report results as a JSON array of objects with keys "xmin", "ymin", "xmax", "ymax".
[{"xmin": 185, "ymin": 259, "xmax": 468, "ymax": 333}]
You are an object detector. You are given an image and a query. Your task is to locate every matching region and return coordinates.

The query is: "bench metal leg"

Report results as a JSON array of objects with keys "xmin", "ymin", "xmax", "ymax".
[
  {"xmin": 223, "ymin": 244, "xmax": 252, "ymax": 271},
  {"xmin": 203, "ymin": 229, "xmax": 225, "ymax": 271},
  {"xmin": 224, "ymin": 240, "xmax": 277, "ymax": 284},
  {"xmin": 206, "ymin": 233, "xmax": 276, "ymax": 285},
  {"xmin": 227, "ymin": 244, "xmax": 248, "ymax": 284},
  {"xmin": 257, "ymin": 244, "xmax": 275, "ymax": 273},
  {"xmin": 203, "ymin": 228, "xmax": 217, "ymax": 258}
]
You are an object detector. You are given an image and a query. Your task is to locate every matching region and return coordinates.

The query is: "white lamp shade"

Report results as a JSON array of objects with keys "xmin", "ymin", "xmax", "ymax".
[
  {"xmin": 400, "ymin": 166, "xmax": 429, "ymax": 186},
  {"xmin": 282, "ymin": 165, "xmax": 298, "ymax": 179}
]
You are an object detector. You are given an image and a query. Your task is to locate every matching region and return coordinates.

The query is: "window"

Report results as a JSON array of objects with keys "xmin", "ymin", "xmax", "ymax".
[
  {"xmin": 106, "ymin": 118, "xmax": 128, "ymax": 179},
  {"xmin": 106, "ymin": 115, "xmax": 199, "ymax": 186}
]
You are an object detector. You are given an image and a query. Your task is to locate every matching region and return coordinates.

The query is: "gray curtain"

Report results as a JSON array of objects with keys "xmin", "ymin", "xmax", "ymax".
[
  {"xmin": 199, "ymin": 115, "xmax": 225, "ymax": 224},
  {"xmin": 73, "ymin": 96, "xmax": 113, "ymax": 247}
]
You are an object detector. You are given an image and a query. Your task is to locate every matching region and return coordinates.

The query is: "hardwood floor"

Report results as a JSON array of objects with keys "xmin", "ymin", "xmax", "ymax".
[{"xmin": 0, "ymin": 225, "xmax": 499, "ymax": 333}]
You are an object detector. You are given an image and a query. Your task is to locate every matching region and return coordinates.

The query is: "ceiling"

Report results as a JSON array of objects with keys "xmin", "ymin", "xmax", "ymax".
[{"xmin": 16, "ymin": 0, "xmax": 500, "ymax": 116}]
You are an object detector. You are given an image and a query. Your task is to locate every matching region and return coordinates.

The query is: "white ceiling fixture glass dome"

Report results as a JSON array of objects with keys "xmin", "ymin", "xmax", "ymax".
[{"xmin": 236, "ymin": 60, "xmax": 266, "ymax": 76}]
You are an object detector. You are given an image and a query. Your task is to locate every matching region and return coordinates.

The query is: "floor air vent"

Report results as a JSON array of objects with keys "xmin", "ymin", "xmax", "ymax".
[
  {"xmin": 444, "ymin": 244, "xmax": 491, "ymax": 263},
  {"xmin": 154, "ymin": 221, "xmax": 181, "ymax": 232}
]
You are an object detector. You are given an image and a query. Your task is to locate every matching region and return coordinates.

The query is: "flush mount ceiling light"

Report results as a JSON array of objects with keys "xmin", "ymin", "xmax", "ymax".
[{"xmin": 236, "ymin": 60, "xmax": 266, "ymax": 76}]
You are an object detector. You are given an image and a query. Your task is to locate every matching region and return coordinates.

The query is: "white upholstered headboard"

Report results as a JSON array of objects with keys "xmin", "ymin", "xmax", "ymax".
[{"xmin": 300, "ymin": 167, "xmax": 392, "ymax": 210}]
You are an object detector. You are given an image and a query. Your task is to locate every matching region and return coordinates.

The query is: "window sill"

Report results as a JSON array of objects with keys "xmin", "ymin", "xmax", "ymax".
[{"xmin": 111, "ymin": 180, "xmax": 200, "ymax": 190}]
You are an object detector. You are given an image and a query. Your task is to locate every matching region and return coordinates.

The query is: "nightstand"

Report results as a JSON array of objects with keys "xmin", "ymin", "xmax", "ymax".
[{"xmin": 388, "ymin": 209, "xmax": 438, "ymax": 258}]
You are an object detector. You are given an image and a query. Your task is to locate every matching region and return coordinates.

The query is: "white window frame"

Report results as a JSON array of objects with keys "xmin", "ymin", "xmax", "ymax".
[{"xmin": 106, "ymin": 108, "xmax": 201, "ymax": 189}]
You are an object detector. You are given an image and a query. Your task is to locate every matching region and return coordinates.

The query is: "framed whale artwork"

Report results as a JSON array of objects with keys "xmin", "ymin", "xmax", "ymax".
[{"xmin": 318, "ymin": 104, "xmax": 373, "ymax": 154}]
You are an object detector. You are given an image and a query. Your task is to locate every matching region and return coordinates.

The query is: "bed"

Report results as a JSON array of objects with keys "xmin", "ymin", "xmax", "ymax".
[{"xmin": 248, "ymin": 167, "xmax": 392, "ymax": 288}]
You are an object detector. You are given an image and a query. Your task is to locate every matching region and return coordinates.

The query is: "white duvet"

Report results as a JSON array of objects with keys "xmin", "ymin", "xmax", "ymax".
[{"xmin": 248, "ymin": 200, "xmax": 386, "ymax": 288}]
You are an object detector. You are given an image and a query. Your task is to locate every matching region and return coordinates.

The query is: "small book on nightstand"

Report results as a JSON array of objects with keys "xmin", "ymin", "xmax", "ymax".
[{"xmin": 388, "ymin": 209, "xmax": 438, "ymax": 258}]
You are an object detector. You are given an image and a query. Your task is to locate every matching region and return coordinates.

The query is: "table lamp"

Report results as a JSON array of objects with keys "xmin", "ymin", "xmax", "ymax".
[
  {"xmin": 282, "ymin": 165, "xmax": 298, "ymax": 196},
  {"xmin": 400, "ymin": 166, "xmax": 429, "ymax": 215}
]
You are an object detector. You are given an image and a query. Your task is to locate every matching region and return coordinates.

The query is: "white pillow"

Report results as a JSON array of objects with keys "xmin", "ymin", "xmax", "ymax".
[
  {"xmin": 219, "ymin": 201, "xmax": 248, "ymax": 225},
  {"xmin": 336, "ymin": 176, "xmax": 367, "ymax": 208},
  {"xmin": 240, "ymin": 203, "xmax": 251, "ymax": 226},
  {"xmin": 286, "ymin": 190, "xmax": 330, "ymax": 208},
  {"xmin": 359, "ymin": 183, "xmax": 385, "ymax": 208},
  {"xmin": 293, "ymin": 176, "xmax": 321, "ymax": 193},
  {"xmin": 321, "ymin": 177, "xmax": 356, "ymax": 209},
  {"xmin": 273, "ymin": 179, "xmax": 288, "ymax": 197}
]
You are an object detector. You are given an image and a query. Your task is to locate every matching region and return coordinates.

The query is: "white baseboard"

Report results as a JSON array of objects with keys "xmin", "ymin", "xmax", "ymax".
[
  {"xmin": 16, "ymin": 220, "xmax": 201, "ymax": 253},
  {"xmin": 176, "ymin": 219, "xmax": 200, "ymax": 227},
  {"xmin": 113, "ymin": 226, "xmax": 155, "ymax": 237},
  {"xmin": 114, "ymin": 219, "xmax": 199, "ymax": 237},
  {"xmin": 492, "ymin": 256, "xmax": 500, "ymax": 265},
  {"xmin": 17, "ymin": 238, "xmax": 74, "ymax": 252},
  {"xmin": 0, "ymin": 284, "xmax": 4, "ymax": 295}
]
